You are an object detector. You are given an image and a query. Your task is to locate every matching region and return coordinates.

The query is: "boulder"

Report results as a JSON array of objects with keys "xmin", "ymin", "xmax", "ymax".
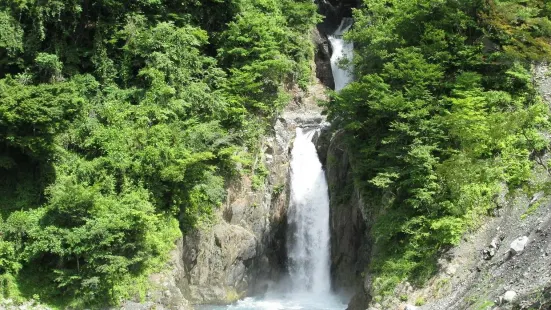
[
  {"xmin": 483, "ymin": 249, "xmax": 495, "ymax": 260},
  {"xmin": 510, "ymin": 236, "xmax": 529, "ymax": 255},
  {"xmin": 503, "ymin": 290, "xmax": 517, "ymax": 303},
  {"xmin": 490, "ymin": 236, "xmax": 500, "ymax": 249}
]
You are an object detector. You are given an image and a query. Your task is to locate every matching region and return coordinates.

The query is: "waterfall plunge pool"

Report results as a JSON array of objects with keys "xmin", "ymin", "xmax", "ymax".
[{"xmin": 195, "ymin": 294, "xmax": 346, "ymax": 310}]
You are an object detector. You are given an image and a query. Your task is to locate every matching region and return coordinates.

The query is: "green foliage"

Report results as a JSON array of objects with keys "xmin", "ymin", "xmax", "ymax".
[
  {"xmin": 415, "ymin": 296, "xmax": 426, "ymax": 306},
  {"xmin": 250, "ymin": 161, "xmax": 269, "ymax": 190},
  {"xmin": 0, "ymin": 219, "xmax": 21, "ymax": 276},
  {"xmin": 0, "ymin": 77, "xmax": 81, "ymax": 157},
  {"xmin": 218, "ymin": 0, "xmax": 318, "ymax": 115},
  {"xmin": 0, "ymin": 10, "xmax": 23, "ymax": 58},
  {"xmin": 0, "ymin": 0, "xmax": 317, "ymax": 306},
  {"xmin": 483, "ymin": 0, "xmax": 551, "ymax": 60},
  {"xmin": 2, "ymin": 180, "xmax": 181, "ymax": 306},
  {"xmin": 35, "ymin": 53, "xmax": 63, "ymax": 83},
  {"xmin": 325, "ymin": 0, "xmax": 551, "ymax": 296}
]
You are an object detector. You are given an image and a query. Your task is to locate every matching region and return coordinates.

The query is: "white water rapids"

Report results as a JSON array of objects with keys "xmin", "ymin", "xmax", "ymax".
[{"xmin": 199, "ymin": 18, "xmax": 353, "ymax": 310}]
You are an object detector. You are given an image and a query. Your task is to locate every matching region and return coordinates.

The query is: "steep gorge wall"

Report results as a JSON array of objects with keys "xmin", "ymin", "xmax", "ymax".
[
  {"xmin": 313, "ymin": 2, "xmax": 374, "ymax": 305},
  {"xmin": 317, "ymin": 129, "xmax": 373, "ymax": 309},
  {"xmin": 317, "ymin": 130, "xmax": 367, "ymax": 288},
  {"xmin": 139, "ymin": 6, "xmax": 352, "ymax": 307},
  {"xmin": 174, "ymin": 118, "xmax": 295, "ymax": 305}
]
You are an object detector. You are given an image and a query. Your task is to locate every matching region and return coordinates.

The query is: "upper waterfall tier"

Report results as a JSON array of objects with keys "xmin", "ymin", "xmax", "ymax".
[{"xmin": 328, "ymin": 18, "xmax": 354, "ymax": 91}]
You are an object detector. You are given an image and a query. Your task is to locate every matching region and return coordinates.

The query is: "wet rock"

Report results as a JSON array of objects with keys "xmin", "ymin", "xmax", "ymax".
[
  {"xmin": 314, "ymin": 124, "xmax": 331, "ymax": 166},
  {"xmin": 120, "ymin": 301, "xmax": 159, "ymax": 310},
  {"xmin": 317, "ymin": 0, "xmax": 361, "ymax": 34},
  {"xmin": 313, "ymin": 28, "xmax": 335, "ymax": 89},
  {"xmin": 347, "ymin": 290, "xmax": 371, "ymax": 310}
]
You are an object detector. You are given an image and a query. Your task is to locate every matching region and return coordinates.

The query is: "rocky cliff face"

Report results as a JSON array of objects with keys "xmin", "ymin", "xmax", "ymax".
[
  {"xmin": 313, "ymin": 28, "xmax": 335, "ymax": 90},
  {"xmin": 177, "ymin": 117, "xmax": 293, "ymax": 305},
  {"xmin": 317, "ymin": 128, "xmax": 374, "ymax": 309},
  {"xmin": 407, "ymin": 184, "xmax": 551, "ymax": 310},
  {"xmin": 318, "ymin": 130, "xmax": 369, "ymax": 296}
]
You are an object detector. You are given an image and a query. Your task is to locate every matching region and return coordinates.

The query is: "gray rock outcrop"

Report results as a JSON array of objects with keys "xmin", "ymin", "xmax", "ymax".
[
  {"xmin": 313, "ymin": 28, "xmax": 335, "ymax": 90},
  {"xmin": 139, "ymin": 114, "xmax": 297, "ymax": 308},
  {"xmin": 178, "ymin": 118, "xmax": 295, "ymax": 305},
  {"xmin": 146, "ymin": 82, "xmax": 329, "ymax": 307},
  {"xmin": 317, "ymin": 129, "xmax": 370, "ymax": 304},
  {"xmin": 510, "ymin": 236, "xmax": 529, "ymax": 255}
]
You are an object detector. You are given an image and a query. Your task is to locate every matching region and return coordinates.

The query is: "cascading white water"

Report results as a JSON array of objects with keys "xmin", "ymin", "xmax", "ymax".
[
  {"xmin": 201, "ymin": 128, "xmax": 345, "ymax": 310},
  {"xmin": 283, "ymin": 20, "xmax": 354, "ymax": 295},
  {"xmin": 287, "ymin": 127, "xmax": 331, "ymax": 294},
  {"xmin": 328, "ymin": 18, "xmax": 354, "ymax": 91}
]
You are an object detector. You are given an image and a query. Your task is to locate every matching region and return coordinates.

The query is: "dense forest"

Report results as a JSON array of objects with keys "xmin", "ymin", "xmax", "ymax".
[
  {"xmin": 0, "ymin": 0, "xmax": 318, "ymax": 307},
  {"xmin": 3, "ymin": 0, "xmax": 551, "ymax": 307},
  {"xmin": 325, "ymin": 0, "xmax": 551, "ymax": 299}
]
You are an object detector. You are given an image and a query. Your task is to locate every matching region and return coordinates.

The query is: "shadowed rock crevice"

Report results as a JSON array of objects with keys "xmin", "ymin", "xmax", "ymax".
[{"xmin": 316, "ymin": 0, "xmax": 360, "ymax": 35}]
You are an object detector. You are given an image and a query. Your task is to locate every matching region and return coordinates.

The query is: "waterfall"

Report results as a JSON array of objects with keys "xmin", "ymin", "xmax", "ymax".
[
  {"xmin": 201, "ymin": 128, "xmax": 347, "ymax": 309},
  {"xmin": 282, "ymin": 15, "xmax": 355, "ymax": 302},
  {"xmin": 328, "ymin": 18, "xmax": 354, "ymax": 91},
  {"xmin": 201, "ymin": 18, "xmax": 355, "ymax": 310},
  {"xmin": 287, "ymin": 127, "xmax": 331, "ymax": 294}
]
